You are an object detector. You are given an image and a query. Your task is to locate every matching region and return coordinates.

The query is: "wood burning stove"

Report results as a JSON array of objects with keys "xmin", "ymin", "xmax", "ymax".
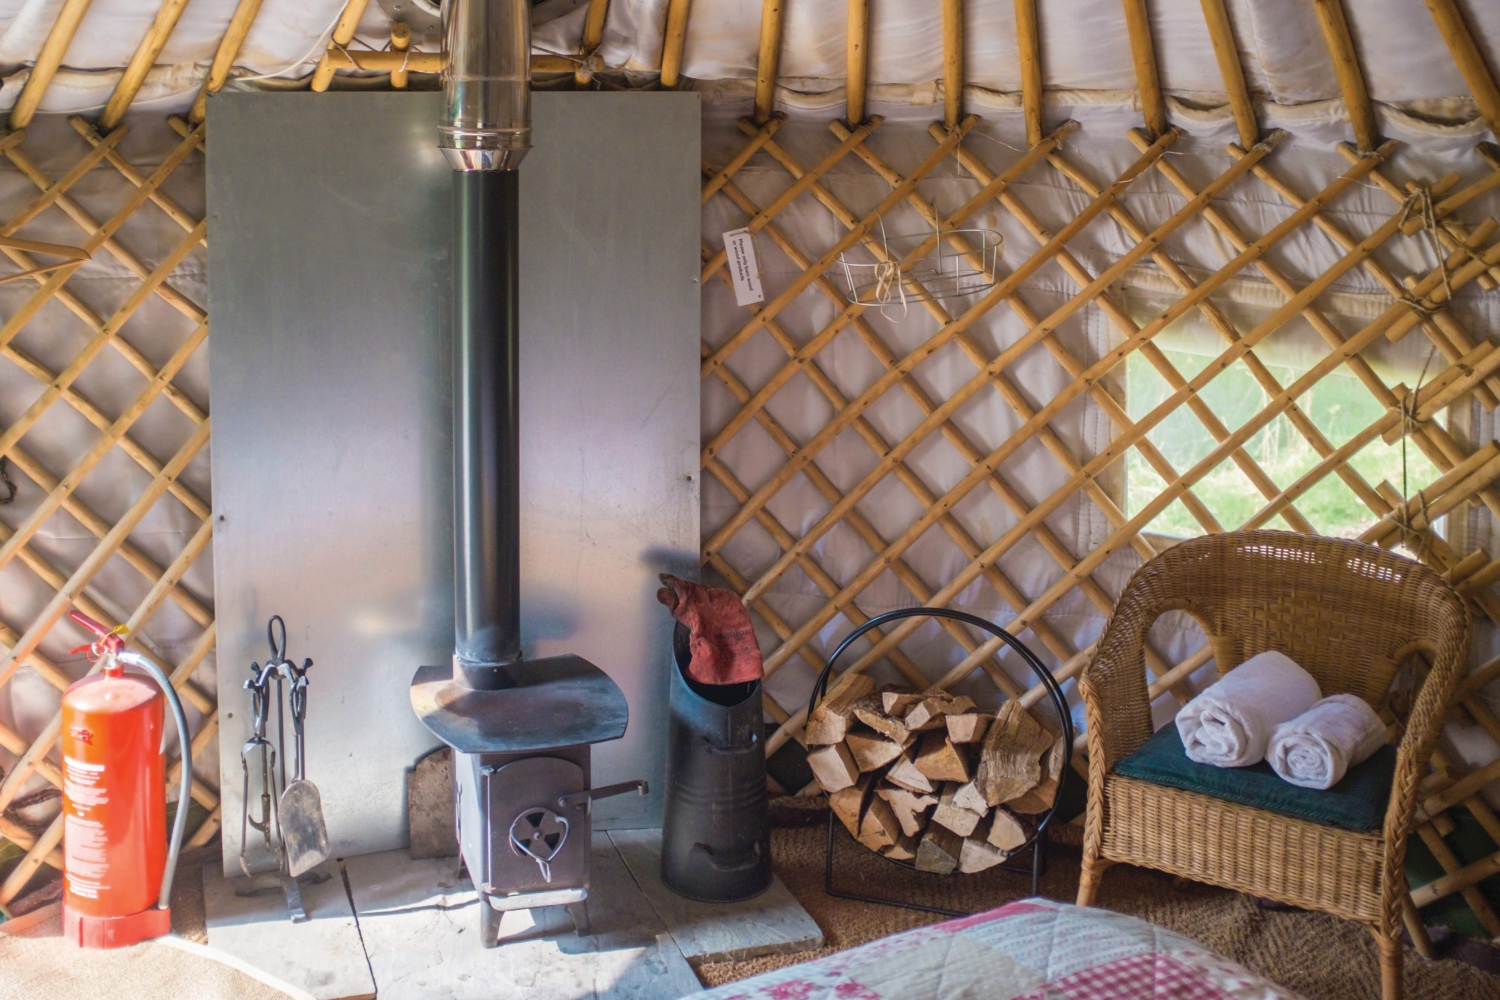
[
  {"xmin": 411, "ymin": 657, "xmax": 643, "ymax": 945},
  {"xmin": 410, "ymin": 0, "xmax": 644, "ymax": 948}
]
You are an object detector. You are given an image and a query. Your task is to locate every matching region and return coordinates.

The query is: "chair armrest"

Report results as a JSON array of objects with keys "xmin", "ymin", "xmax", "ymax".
[
  {"xmin": 1081, "ymin": 590, "xmax": 1202, "ymax": 775},
  {"xmin": 1383, "ymin": 627, "xmax": 1470, "ymax": 848}
]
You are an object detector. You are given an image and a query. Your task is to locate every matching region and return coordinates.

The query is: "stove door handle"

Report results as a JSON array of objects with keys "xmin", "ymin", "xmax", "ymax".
[{"xmin": 557, "ymin": 779, "xmax": 648, "ymax": 812}]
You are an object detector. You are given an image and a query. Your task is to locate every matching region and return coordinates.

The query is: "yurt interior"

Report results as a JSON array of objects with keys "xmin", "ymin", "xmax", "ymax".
[{"xmin": 3, "ymin": 1, "xmax": 1500, "ymax": 998}]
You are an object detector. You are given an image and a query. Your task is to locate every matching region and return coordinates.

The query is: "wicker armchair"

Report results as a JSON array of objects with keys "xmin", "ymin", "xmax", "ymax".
[{"xmin": 1076, "ymin": 531, "xmax": 1470, "ymax": 1000}]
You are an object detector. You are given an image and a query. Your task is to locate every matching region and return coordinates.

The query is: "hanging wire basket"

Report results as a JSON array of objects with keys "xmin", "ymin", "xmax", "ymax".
[{"xmin": 836, "ymin": 218, "xmax": 1003, "ymax": 307}]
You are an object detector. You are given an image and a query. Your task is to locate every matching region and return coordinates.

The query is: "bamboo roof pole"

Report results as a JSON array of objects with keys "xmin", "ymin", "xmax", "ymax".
[
  {"xmin": 190, "ymin": 0, "xmax": 263, "ymax": 123},
  {"xmin": 390, "ymin": 23, "xmax": 411, "ymax": 89},
  {"xmin": 943, "ymin": 0, "xmax": 964, "ymax": 131},
  {"xmin": 1121, "ymin": 0, "xmax": 1166, "ymax": 138},
  {"xmin": 310, "ymin": 0, "xmax": 373, "ymax": 93},
  {"xmin": 1313, "ymin": 0, "xmax": 1378, "ymax": 152},
  {"xmin": 10, "ymin": 0, "xmax": 95, "ymax": 130},
  {"xmin": 99, "ymin": 0, "xmax": 194, "ymax": 131},
  {"xmin": 321, "ymin": 49, "xmax": 444, "ymax": 73},
  {"xmin": 1424, "ymin": 0, "xmax": 1500, "ymax": 138},
  {"xmin": 660, "ymin": 0, "xmax": 693, "ymax": 88},
  {"xmin": 1198, "ymin": 0, "xmax": 1258, "ymax": 148},
  {"xmin": 1014, "ymin": 0, "xmax": 1042, "ymax": 145},
  {"xmin": 753, "ymin": 0, "xmax": 785, "ymax": 124},
  {"xmin": 846, "ymin": 0, "xmax": 869, "ymax": 125},
  {"xmin": 577, "ymin": 0, "xmax": 611, "ymax": 86}
]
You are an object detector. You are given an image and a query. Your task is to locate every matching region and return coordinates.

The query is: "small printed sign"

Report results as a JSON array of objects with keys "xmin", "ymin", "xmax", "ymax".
[{"xmin": 723, "ymin": 228, "xmax": 765, "ymax": 307}]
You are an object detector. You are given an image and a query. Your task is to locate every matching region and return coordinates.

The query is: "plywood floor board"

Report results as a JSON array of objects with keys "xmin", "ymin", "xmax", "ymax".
[
  {"xmin": 344, "ymin": 837, "xmax": 702, "ymax": 1000},
  {"xmin": 202, "ymin": 860, "xmax": 374, "ymax": 1000},
  {"xmin": 609, "ymin": 829, "xmax": 823, "ymax": 963}
]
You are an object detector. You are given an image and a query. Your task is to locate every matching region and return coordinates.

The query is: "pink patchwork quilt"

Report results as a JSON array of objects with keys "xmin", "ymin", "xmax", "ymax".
[{"xmin": 689, "ymin": 898, "xmax": 1305, "ymax": 1000}]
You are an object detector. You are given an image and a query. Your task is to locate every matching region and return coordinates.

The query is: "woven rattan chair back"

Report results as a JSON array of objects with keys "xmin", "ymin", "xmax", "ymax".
[{"xmin": 1132, "ymin": 531, "xmax": 1462, "ymax": 709}]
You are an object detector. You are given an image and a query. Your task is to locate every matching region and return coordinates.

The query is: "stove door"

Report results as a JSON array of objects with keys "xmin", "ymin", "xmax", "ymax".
[{"xmin": 482, "ymin": 756, "xmax": 589, "ymax": 899}]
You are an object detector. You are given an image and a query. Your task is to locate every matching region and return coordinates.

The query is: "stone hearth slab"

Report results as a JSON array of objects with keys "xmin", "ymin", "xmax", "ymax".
[
  {"xmin": 203, "ymin": 859, "xmax": 375, "ymax": 999},
  {"xmin": 609, "ymin": 829, "xmax": 823, "ymax": 963},
  {"xmin": 343, "ymin": 836, "xmax": 701, "ymax": 999}
]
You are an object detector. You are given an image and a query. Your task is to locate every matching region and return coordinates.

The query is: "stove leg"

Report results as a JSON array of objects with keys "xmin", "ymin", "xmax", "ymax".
[
  {"xmin": 480, "ymin": 899, "xmax": 501, "ymax": 948},
  {"xmin": 567, "ymin": 900, "xmax": 590, "ymax": 936}
]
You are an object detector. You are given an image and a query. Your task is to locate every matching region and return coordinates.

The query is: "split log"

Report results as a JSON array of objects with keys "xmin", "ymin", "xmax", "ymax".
[
  {"xmin": 974, "ymin": 700, "xmax": 1054, "ymax": 807},
  {"xmin": 878, "ymin": 787, "xmax": 937, "ymax": 837},
  {"xmin": 959, "ymin": 824, "xmax": 1010, "ymax": 873},
  {"xmin": 886, "ymin": 755, "xmax": 935, "ymax": 794},
  {"xmin": 945, "ymin": 713, "xmax": 990, "ymax": 744},
  {"xmin": 809, "ymin": 741, "xmax": 859, "ymax": 793},
  {"xmin": 904, "ymin": 692, "xmax": 976, "ymax": 731},
  {"xmin": 915, "ymin": 825, "xmax": 962, "ymax": 874},
  {"xmin": 806, "ymin": 673, "xmax": 876, "ymax": 744},
  {"xmin": 932, "ymin": 784, "xmax": 985, "ymax": 837},
  {"xmin": 881, "ymin": 690, "xmax": 924, "ymax": 716},
  {"xmin": 914, "ymin": 732, "xmax": 972, "ymax": 783},
  {"xmin": 854, "ymin": 700, "xmax": 911, "ymax": 743},
  {"xmin": 845, "ymin": 730, "xmax": 908, "ymax": 771},
  {"xmin": 951, "ymin": 779, "xmax": 990, "ymax": 815},
  {"xmin": 883, "ymin": 832, "xmax": 918, "ymax": 861},
  {"xmin": 858, "ymin": 795, "xmax": 901, "ymax": 851},
  {"xmin": 830, "ymin": 778, "xmax": 868, "ymax": 838},
  {"xmin": 986, "ymin": 808, "xmax": 1027, "ymax": 852},
  {"xmin": 1009, "ymin": 735, "xmax": 1065, "ymax": 814}
]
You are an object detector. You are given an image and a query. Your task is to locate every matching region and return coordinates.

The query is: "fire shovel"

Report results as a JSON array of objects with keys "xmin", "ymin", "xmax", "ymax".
[{"xmin": 278, "ymin": 668, "xmax": 330, "ymax": 877}]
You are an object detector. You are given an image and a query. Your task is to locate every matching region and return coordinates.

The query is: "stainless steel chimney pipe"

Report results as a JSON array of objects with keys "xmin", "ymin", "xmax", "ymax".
[
  {"xmin": 440, "ymin": 0, "xmax": 531, "ymax": 172},
  {"xmin": 444, "ymin": 0, "xmax": 530, "ymax": 688}
]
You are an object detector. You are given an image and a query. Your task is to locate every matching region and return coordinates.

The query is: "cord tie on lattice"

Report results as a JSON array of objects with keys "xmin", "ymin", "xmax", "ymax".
[
  {"xmin": 0, "ymin": 456, "xmax": 14, "ymax": 505},
  {"xmin": 1392, "ymin": 344, "xmax": 1439, "ymax": 560},
  {"xmin": 1390, "ymin": 492, "xmax": 1435, "ymax": 561},
  {"xmin": 1398, "ymin": 185, "xmax": 1457, "ymax": 307},
  {"xmin": 1396, "ymin": 293, "xmax": 1441, "ymax": 319}
]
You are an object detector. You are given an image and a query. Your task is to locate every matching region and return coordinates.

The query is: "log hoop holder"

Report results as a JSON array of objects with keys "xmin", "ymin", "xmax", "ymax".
[{"xmin": 806, "ymin": 607, "xmax": 1073, "ymax": 915}]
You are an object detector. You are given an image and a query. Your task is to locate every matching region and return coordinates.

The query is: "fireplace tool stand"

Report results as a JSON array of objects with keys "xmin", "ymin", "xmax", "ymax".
[{"xmin": 236, "ymin": 616, "xmax": 330, "ymax": 923}]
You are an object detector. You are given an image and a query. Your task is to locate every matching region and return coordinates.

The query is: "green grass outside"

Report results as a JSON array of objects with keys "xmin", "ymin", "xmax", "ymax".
[{"xmin": 1124, "ymin": 348, "xmax": 1440, "ymax": 539}]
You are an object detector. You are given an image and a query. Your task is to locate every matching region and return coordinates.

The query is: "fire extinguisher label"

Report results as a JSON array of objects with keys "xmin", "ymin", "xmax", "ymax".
[
  {"xmin": 63, "ymin": 814, "xmax": 108, "ymax": 896},
  {"xmin": 63, "ymin": 756, "xmax": 108, "ymax": 808},
  {"xmin": 62, "ymin": 755, "xmax": 110, "ymax": 899}
]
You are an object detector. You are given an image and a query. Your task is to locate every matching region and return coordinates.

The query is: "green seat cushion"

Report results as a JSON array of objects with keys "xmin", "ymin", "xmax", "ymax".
[{"xmin": 1113, "ymin": 723, "xmax": 1396, "ymax": 833}]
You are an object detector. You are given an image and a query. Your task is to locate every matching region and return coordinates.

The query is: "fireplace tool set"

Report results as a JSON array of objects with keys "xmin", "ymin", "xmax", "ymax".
[{"xmin": 239, "ymin": 615, "xmax": 330, "ymax": 923}]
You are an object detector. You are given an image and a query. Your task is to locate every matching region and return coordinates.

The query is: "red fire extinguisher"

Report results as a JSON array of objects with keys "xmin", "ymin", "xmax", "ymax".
[{"xmin": 59, "ymin": 609, "xmax": 192, "ymax": 948}]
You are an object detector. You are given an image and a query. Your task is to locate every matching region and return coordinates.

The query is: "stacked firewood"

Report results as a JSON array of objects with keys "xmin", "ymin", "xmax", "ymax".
[{"xmin": 805, "ymin": 673, "xmax": 1064, "ymax": 874}]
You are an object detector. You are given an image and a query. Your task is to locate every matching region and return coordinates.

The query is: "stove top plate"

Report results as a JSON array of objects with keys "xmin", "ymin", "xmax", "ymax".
[{"xmin": 410, "ymin": 655, "xmax": 629, "ymax": 753}]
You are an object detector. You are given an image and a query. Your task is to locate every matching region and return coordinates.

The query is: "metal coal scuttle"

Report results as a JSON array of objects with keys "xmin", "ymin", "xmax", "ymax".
[{"xmin": 409, "ymin": 0, "xmax": 644, "ymax": 948}]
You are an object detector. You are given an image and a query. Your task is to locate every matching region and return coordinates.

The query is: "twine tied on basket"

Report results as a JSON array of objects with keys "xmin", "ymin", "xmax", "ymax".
[{"xmin": 869, "ymin": 258, "xmax": 910, "ymax": 321}]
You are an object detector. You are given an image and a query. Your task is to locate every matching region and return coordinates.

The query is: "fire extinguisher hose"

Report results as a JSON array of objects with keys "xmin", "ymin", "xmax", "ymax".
[{"xmin": 117, "ymin": 650, "xmax": 192, "ymax": 911}]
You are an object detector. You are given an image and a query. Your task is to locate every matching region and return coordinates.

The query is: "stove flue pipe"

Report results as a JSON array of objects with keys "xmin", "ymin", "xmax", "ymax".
[{"xmin": 442, "ymin": 0, "xmax": 531, "ymax": 690}]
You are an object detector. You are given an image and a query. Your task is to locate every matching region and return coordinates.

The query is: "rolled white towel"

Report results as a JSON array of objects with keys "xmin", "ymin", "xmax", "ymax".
[
  {"xmin": 1175, "ymin": 651, "xmax": 1322, "ymax": 768},
  {"xmin": 1268, "ymin": 694, "xmax": 1387, "ymax": 790}
]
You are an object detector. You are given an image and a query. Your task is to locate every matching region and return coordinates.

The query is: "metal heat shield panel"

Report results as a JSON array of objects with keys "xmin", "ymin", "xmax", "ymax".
[{"xmin": 208, "ymin": 91, "xmax": 700, "ymax": 873}]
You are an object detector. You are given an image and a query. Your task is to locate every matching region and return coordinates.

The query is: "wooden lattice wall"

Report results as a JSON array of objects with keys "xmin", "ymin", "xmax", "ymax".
[{"xmin": 1, "ymin": 0, "xmax": 1500, "ymax": 947}]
